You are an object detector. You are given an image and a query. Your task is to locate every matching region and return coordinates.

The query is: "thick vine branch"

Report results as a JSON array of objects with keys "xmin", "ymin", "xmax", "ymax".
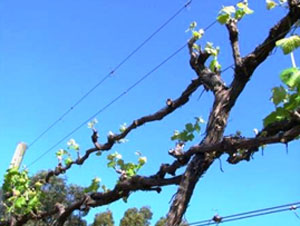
[
  {"xmin": 245, "ymin": 0, "xmax": 300, "ymax": 70},
  {"xmin": 188, "ymin": 37, "xmax": 227, "ymax": 93},
  {"xmin": 45, "ymin": 75, "xmax": 204, "ymax": 182},
  {"xmin": 226, "ymin": 19, "xmax": 242, "ymax": 67},
  {"xmin": 6, "ymin": 2, "xmax": 300, "ymax": 226},
  {"xmin": 157, "ymin": 119, "xmax": 300, "ymax": 172},
  {"xmin": 166, "ymin": 3, "xmax": 300, "ymax": 225},
  {"xmin": 15, "ymin": 175, "xmax": 182, "ymax": 226},
  {"xmin": 231, "ymin": 1, "xmax": 300, "ymax": 93},
  {"xmin": 6, "ymin": 117, "xmax": 300, "ymax": 226}
]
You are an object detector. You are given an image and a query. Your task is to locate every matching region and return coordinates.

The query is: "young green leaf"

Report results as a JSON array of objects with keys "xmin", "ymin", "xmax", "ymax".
[
  {"xmin": 276, "ymin": 35, "xmax": 300, "ymax": 54},
  {"xmin": 217, "ymin": 13, "xmax": 231, "ymax": 24},
  {"xmin": 56, "ymin": 149, "xmax": 67, "ymax": 157},
  {"xmin": 67, "ymin": 139, "xmax": 80, "ymax": 151},
  {"xmin": 171, "ymin": 130, "xmax": 180, "ymax": 141},
  {"xmin": 280, "ymin": 67, "xmax": 300, "ymax": 88},
  {"xmin": 236, "ymin": 2, "xmax": 254, "ymax": 14},
  {"xmin": 217, "ymin": 6, "xmax": 235, "ymax": 25},
  {"xmin": 234, "ymin": 1, "xmax": 254, "ymax": 20},
  {"xmin": 117, "ymin": 159, "xmax": 125, "ymax": 167},
  {"xmin": 84, "ymin": 177, "xmax": 101, "ymax": 193},
  {"xmin": 101, "ymin": 185, "xmax": 109, "ymax": 193},
  {"xmin": 283, "ymin": 93, "xmax": 300, "ymax": 111},
  {"xmin": 192, "ymin": 29, "xmax": 204, "ymax": 40},
  {"xmin": 107, "ymin": 161, "xmax": 116, "ymax": 168},
  {"xmin": 222, "ymin": 6, "xmax": 236, "ymax": 14},
  {"xmin": 28, "ymin": 195, "xmax": 39, "ymax": 209},
  {"xmin": 235, "ymin": 9, "xmax": 246, "ymax": 20},
  {"xmin": 209, "ymin": 59, "xmax": 222, "ymax": 72},
  {"xmin": 192, "ymin": 43, "xmax": 200, "ymax": 52},
  {"xmin": 263, "ymin": 107, "xmax": 289, "ymax": 127},
  {"xmin": 266, "ymin": 0, "xmax": 278, "ymax": 10},
  {"xmin": 138, "ymin": 156, "xmax": 147, "ymax": 165},
  {"xmin": 271, "ymin": 86, "xmax": 288, "ymax": 106},
  {"xmin": 14, "ymin": 196, "xmax": 26, "ymax": 209},
  {"xmin": 204, "ymin": 42, "xmax": 220, "ymax": 57},
  {"xmin": 107, "ymin": 153, "xmax": 115, "ymax": 161},
  {"xmin": 87, "ymin": 118, "xmax": 98, "ymax": 129},
  {"xmin": 64, "ymin": 157, "xmax": 73, "ymax": 166},
  {"xmin": 119, "ymin": 123, "xmax": 127, "ymax": 133},
  {"xmin": 3, "ymin": 168, "xmax": 42, "ymax": 215},
  {"xmin": 171, "ymin": 118, "xmax": 201, "ymax": 142},
  {"xmin": 126, "ymin": 168, "xmax": 136, "ymax": 177},
  {"xmin": 194, "ymin": 123, "xmax": 201, "ymax": 132},
  {"xmin": 185, "ymin": 123, "xmax": 194, "ymax": 132}
]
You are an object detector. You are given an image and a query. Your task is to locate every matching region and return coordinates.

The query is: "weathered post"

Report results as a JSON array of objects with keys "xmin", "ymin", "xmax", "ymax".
[{"xmin": 9, "ymin": 142, "xmax": 27, "ymax": 169}]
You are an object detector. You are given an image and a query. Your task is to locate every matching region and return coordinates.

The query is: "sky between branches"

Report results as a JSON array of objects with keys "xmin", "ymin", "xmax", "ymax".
[{"xmin": 0, "ymin": 0, "xmax": 299, "ymax": 225}]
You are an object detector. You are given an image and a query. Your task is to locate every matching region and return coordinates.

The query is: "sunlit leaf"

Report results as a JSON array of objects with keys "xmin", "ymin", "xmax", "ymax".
[
  {"xmin": 235, "ymin": 9, "xmax": 246, "ymax": 20},
  {"xmin": 222, "ymin": 6, "xmax": 236, "ymax": 14},
  {"xmin": 284, "ymin": 93, "xmax": 300, "ymax": 111},
  {"xmin": 171, "ymin": 118, "xmax": 202, "ymax": 142},
  {"xmin": 14, "ymin": 196, "xmax": 26, "ymax": 209},
  {"xmin": 192, "ymin": 43, "xmax": 200, "ymax": 52},
  {"xmin": 192, "ymin": 29, "xmax": 204, "ymax": 40},
  {"xmin": 28, "ymin": 196, "xmax": 39, "ymax": 208},
  {"xmin": 138, "ymin": 156, "xmax": 147, "ymax": 165},
  {"xmin": 204, "ymin": 42, "xmax": 220, "ymax": 56},
  {"xmin": 185, "ymin": 123, "xmax": 194, "ymax": 132},
  {"xmin": 280, "ymin": 67, "xmax": 300, "ymax": 88},
  {"xmin": 276, "ymin": 35, "xmax": 300, "ymax": 54},
  {"xmin": 56, "ymin": 149, "xmax": 67, "ymax": 157},
  {"xmin": 194, "ymin": 123, "xmax": 201, "ymax": 132},
  {"xmin": 266, "ymin": 0, "xmax": 278, "ymax": 10},
  {"xmin": 126, "ymin": 168, "xmax": 136, "ymax": 177},
  {"xmin": 64, "ymin": 157, "xmax": 73, "ymax": 166},
  {"xmin": 67, "ymin": 139, "xmax": 80, "ymax": 151},
  {"xmin": 217, "ymin": 13, "xmax": 230, "ymax": 24},
  {"xmin": 87, "ymin": 118, "xmax": 98, "ymax": 129},
  {"xmin": 217, "ymin": 6, "xmax": 235, "ymax": 25},
  {"xmin": 84, "ymin": 177, "xmax": 101, "ymax": 193},
  {"xmin": 117, "ymin": 159, "xmax": 125, "ymax": 167},
  {"xmin": 271, "ymin": 86, "xmax": 288, "ymax": 106},
  {"xmin": 119, "ymin": 123, "xmax": 127, "ymax": 133},
  {"xmin": 209, "ymin": 59, "xmax": 222, "ymax": 72},
  {"xmin": 263, "ymin": 107, "xmax": 289, "ymax": 127},
  {"xmin": 107, "ymin": 161, "xmax": 116, "ymax": 168},
  {"xmin": 171, "ymin": 130, "xmax": 180, "ymax": 141},
  {"xmin": 237, "ymin": 1, "xmax": 253, "ymax": 13}
]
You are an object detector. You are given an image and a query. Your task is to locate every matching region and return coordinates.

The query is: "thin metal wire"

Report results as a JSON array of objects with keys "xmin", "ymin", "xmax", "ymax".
[
  {"xmin": 27, "ymin": 0, "xmax": 193, "ymax": 149},
  {"xmin": 189, "ymin": 202, "xmax": 300, "ymax": 226},
  {"xmin": 27, "ymin": 19, "xmax": 220, "ymax": 167},
  {"xmin": 27, "ymin": 43, "xmax": 188, "ymax": 167}
]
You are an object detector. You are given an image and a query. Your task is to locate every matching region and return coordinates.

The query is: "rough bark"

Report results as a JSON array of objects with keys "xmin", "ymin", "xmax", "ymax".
[
  {"xmin": 166, "ymin": 1, "xmax": 300, "ymax": 225},
  {"xmin": 4, "ymin": 1, "xmax": 300, "ymax": 225}
]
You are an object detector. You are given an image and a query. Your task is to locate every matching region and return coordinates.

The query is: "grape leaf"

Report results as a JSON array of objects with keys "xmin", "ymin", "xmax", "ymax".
[
  {"xmin": 280, "ymin": 67, "xmax": 300, "ymax": 88},
  {"xmin": 271, "ymin": 86, "xmax": 287, "ymax": 106},
  {"xmin": 217, "ymin": 13, "xmax": 230, "ymax": 24},
  {"xmin": 263, "ymin": 107, "xmax": 289, "ymax": 127},
  {"xmin": 276, "ymin": 35, "xmax": 300, "ymax": 54},
  {"xmin": 266, "ymin": 0, "xmax": 278, "ymax": 10}
]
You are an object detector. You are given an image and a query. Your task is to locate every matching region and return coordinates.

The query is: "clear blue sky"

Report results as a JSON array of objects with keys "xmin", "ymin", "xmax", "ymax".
[{"xmin": 1, "ymin": 0, "xmax": 299, "ymax": 225}]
